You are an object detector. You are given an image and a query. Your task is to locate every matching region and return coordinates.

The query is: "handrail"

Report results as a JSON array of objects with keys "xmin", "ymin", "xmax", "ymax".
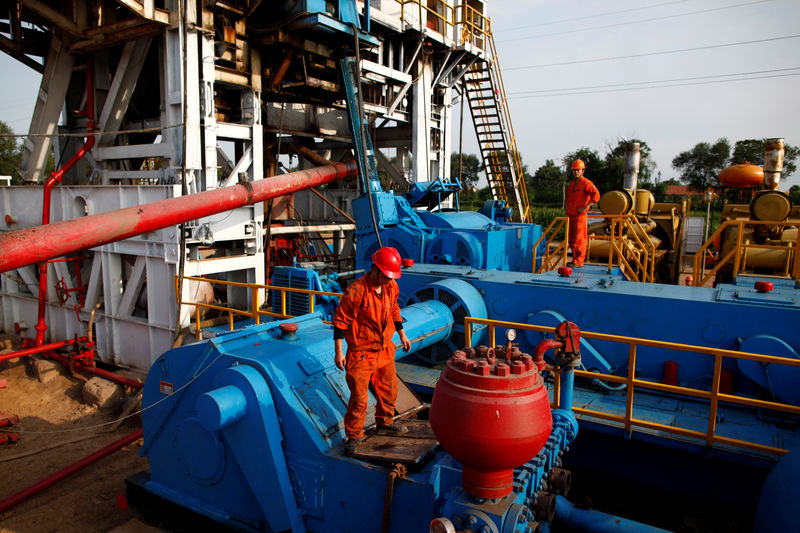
[
  {"xmin": 692, "ymin": 219, "xmax": 799, "ymax": 287},
  {"xmin": 531, "ymin": 216, "xmax": 569, "ymax": 273},
  {"xmin": 396, "ymin": 0, "xmax": 491, "ymax": 47},
  {"xmin": 175, "ymin": 275, "xmax": 344, "ymax": 340},
  {"xmin": 464, "ymin": 315, "xmax": 800, "ymax": 457},
  {"xmin": 586, "ymin": 213, "xmax": 656, "ymax": 282}
]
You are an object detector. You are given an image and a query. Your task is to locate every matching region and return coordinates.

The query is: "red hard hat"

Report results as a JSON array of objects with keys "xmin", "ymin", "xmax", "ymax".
[
  {"xmin": 372, "ymin": 246, "xmax": 402, "ymax": 279},
  {"xmin": 571, "ymin": 159, "xmax": 585, "ymax": 170}
]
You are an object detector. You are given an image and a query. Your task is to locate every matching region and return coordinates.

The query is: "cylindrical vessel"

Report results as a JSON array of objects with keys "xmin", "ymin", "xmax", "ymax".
[
  {"xmin": 598, "ymin": 189, "xmax": 633, "ymax": 216},
  {"xmin": 430, "ymin": 349, "xmax": 552, "ymax": 498},
  {"xmin": 750, "ymin": 190, "xmax": 792, "ymax": 222},
  {"xmin": 719, "ymin": 164, "xmax": 764, "ymax": 188},
  {"xmin": 391, "ymin": 300, "xmax": 453, "ymax": 356},
  {"xmin": 764, "ymin": 138, "xmax": 785, "ymax": 190},
  {"xmin": 634, "ymin": 189, "xmax": 655, "ymax": 216}
]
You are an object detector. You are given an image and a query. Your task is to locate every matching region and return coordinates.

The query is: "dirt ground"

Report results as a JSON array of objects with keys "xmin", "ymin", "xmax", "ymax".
[{"xmin": 0, "ymin": 334, "xmax": 151, "ymax": 533}]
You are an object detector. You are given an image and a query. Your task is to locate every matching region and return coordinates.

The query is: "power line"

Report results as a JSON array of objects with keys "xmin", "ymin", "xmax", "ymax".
[
  {"xmin": 505, "ymin": 34, "xmax": 800, "ymax": 71},
  {"xmin": 508, "ymin": 71, "xmax": 800, "ymax": 99},
  {"xmin": 499, "ymin": 0, "xmax": 772, "ymax": 43},
  {"xmin": 499, "ymin": 0, "xmax": 690, "ymax": 32},
  {"xmin": 510, "ymin": 67, "xmax": 800, "ymax": 95}
]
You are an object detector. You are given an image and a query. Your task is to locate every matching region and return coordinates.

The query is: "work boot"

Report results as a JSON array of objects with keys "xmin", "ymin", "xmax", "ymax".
[
  {"xmin": 376, "ymin": 422, "xmax": 407, "ymax": 435},
  {"xmin": 344, "ymin": 437, "xmax": 362, "ymax": 457}
]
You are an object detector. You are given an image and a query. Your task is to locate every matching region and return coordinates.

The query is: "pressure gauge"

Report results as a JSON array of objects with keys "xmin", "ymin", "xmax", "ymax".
[{"xmin": 506, "ymin": 328, "xmax": 517, "ymax": 342}]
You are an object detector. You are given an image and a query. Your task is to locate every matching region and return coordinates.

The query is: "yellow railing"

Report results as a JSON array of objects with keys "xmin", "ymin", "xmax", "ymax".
[
  {"xmin": 397, "ymin": 0, "xmax": 491, "ymax": 47},
  {"xmin": 176, "ymin": 275, "xmax": 343, "ymax": 340},
  {"xmin": 692, "ymin": 219, "xmax": 800, "ymax": 287},
  {"xmin": 464, "ymin": 316, "xmax": 800, "ymax": 457},
  {"xmin": 587, "ymin": 213, "xmax": 656, "ymax": 282},
  {"xmin": 532, "ymin": 216, "xmax": 569, "ymax": 273}
]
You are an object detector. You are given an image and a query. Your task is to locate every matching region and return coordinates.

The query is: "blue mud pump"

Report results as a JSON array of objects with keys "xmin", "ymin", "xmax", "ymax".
[{"xmin": 132, "ymin": 298, "xmax": 591, "ymax": 532}]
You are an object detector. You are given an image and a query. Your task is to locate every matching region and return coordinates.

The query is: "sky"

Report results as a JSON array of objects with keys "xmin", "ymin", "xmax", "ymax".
[
  {"xmin": 472, "ymin": 0, "xmax": 800, "ymax": 189},
  {"xmin": 0, "ymin": 0, "xmax": 798, "ymax": 190}
]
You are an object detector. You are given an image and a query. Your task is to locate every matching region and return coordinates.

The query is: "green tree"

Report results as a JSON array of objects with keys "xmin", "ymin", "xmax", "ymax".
[
  {"xmin": 450, "ymin": 152, "xmax": 483, "ymax": 189},
  {"xmin": 789, "ymin": 185, "xmax": 800, "ymax": 204},
  {"xmin": 0, "ymin": 121, "xmax": 21, "ymax": 182},
  {"xmin": 672, "ymin": 138, "xmax": 731, "ymax": 191},
  {"xmin": 528, "ymin": 159, "xmax": 565, "ymax": 205},
  {"xmin": 730, "ymin": 139, "xmax": 799, "ymax": 178}
]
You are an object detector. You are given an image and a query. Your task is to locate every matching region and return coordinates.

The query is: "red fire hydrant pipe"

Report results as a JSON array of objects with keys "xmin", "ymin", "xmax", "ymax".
[
  {"xmin": 35, "ymin": 61, "xmax": 96, "ymax": 346},
  {"xmin": 0, "ymin": 160, "xmax": 357, "ymax": 274},
  {"xmin": 0, "ymin": 428, "xmax": 143, "ymax": 514},
  {"xmin": 534, "ymin": 339, "xmax": 562, "ymax": 371},
  {"xmin": 0, "ymin": 337, "xmax": 87, "ymax": 363}
]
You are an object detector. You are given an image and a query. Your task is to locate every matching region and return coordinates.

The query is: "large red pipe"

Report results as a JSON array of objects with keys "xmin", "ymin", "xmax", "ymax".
[
  {"xmin": 0, "ymin": 428, "xmax": 143, "ymax": 513},
  {"xmin": 0, "ymin": 161, "xmax": 357, "ymax": 274}
]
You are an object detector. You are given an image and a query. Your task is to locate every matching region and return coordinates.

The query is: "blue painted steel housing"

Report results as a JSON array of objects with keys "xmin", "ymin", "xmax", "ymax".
[
  {"xmin": 139, "ymin": 304, "xmax": 452, "ymax": 531},
  {"xmin": 137, "ymin": 305, "xmax": 577, "ymax": 532},
  {"xmin": 353, "ymin": 192, "xmax": 543, "ymax": 273},
  {"xmin": 271, "ymin": 266, "xmax": 342, "ymax": 320},
  {"xmin": 395, "ymin": 264, "xmax": 800, "ymax": 402}
]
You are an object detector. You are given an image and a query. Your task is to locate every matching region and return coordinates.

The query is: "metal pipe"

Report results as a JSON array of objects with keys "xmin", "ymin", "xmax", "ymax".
[
  {"xmin": 764, "ymin": 138, "xmax": 785, "ymax": 190},
  {"xmin": 36, "ymin": 61, "xmax": 96, "ymax": 346},
  {"xmin": 0, "ymin": 161, "xmax": 358, "ymax": 274},
  {"xmin": 0, "ymin": 429, "xmax": 143, "ymax": 514},
  {"xmin": 553, "ymin": 495, "xmax": 671, "ymax": 533},
  {"xmin": 623, "ymin": 142, "xmax": 640, "ymax": 191},
  {"xmin": 0, "ymin": 337, "xmax": 87, "ymax": 363},
  {"xmin": 43, "ymin": 351, "xmax": 143, "ymax": 389}
]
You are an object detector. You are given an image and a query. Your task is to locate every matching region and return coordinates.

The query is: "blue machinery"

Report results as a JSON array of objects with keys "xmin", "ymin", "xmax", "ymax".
[{"xmin": 135, "ymin": 304, "xmax": 588, "ymax": 533}]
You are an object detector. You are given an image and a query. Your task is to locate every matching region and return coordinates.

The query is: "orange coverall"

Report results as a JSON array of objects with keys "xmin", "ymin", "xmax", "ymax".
[
  {"xmin": 332, "ymin": 274, "xmax": 403, "ymax": 439},
  {"xmin": 565, "ymin": 176, "xmax": 600, "ymax": 266}
]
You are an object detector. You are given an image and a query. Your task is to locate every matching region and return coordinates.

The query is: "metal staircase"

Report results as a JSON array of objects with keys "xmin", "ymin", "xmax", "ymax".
[{"xmin": 463, "ymin": 34, "xmax": 531, "ymax": 223}]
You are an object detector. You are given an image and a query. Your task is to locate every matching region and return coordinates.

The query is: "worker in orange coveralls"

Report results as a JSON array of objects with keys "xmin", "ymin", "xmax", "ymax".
[
  {"xmin": 333, "ymin": 246, "xmax": 412, "ymax": 456},
  {"xmin": 565, "ymin": 159, "xmax": 601, "ymax": 267}
]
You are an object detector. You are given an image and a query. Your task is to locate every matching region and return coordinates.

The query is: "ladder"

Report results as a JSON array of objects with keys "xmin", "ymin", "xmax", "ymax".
[{"xmin": 463, "ymin": 33, "xmax": 531, "ymax": 223}]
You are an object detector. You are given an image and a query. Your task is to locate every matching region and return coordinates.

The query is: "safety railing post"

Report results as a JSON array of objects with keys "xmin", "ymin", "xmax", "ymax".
[
  {"xmin": 625, "ymin": 343, "xmax": 636, "ymax": 437},
  {"xmin": 707, "ymin": 352, "xmax": 723, "ymax": 448},
  {"xmin": 195, "ymin": 307, "xmax": 201, "ymax": 341},
  {"xmin": 464, "ymin": 317, "xmax": 472, "ymax": 347}
]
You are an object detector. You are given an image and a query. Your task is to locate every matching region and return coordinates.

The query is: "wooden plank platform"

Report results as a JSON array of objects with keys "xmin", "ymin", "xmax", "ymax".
[{"xmin": 354, "ymin": 419, "xmax": 438, "ymax": 463}]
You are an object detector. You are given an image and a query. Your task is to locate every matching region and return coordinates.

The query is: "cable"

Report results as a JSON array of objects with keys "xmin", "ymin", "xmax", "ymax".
[
  {"xmin": 499, "ymin": 0, "xmax": 690, "ymax": 32},
  {"xmin": 499, "ymin": 0, "xmax": 772, "ymax": 43},
  {"xmin": 505, "ymin": 34, "xmax": 800, "ymax": 72},
  {"xmin": 508, "ymin": 71, "xmax": 800, "ymax": 99},
  {"xmin": 510, "ymin": 66, "xmax": 800, "ymax": 95}
]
